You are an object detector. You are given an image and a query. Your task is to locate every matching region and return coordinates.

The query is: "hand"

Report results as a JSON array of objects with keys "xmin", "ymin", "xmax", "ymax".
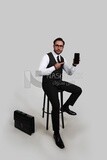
[
  {"xmin": 54, "ymin": 62, "xmax": 64, "ymax": 70},
  {"xmin": 72, "ymin": 63, "xmax": 77, "ymax": 67},
  {"xmin": 72, "ymin": 59, "xmax": 79, "ymax": 67}
]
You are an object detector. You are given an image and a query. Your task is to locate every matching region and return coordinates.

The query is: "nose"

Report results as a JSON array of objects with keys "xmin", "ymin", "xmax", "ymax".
[{"xmin": 57, "ymin": 46, "xmax": 61, "ymax": 49}]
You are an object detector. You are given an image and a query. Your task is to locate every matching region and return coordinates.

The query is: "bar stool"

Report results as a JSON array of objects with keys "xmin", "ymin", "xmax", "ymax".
[{"xmin": 42, "ymin": 90, "xmax": 64, "ymax": 130}]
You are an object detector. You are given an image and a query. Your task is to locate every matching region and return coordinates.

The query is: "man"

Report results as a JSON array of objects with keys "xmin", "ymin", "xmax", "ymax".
[{"xmin": 38, "ymin": 37, "xmax": 82, "ymax": 149}]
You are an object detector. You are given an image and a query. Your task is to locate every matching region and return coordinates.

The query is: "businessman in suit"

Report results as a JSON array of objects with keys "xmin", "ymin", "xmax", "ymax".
[{"xmin": 38, "ymin": 37, "xmax": 82, "ymax": 149}]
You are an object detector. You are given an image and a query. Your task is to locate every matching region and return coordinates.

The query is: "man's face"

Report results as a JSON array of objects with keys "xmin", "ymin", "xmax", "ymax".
[{"xmin": 53, "ymin": 40, "xmax": 64, "ymax": 55}]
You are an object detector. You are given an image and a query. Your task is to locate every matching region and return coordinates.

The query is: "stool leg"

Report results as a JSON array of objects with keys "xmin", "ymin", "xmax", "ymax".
[
  {"xmin": 42, "ymin": 93, "xmax": 46, "ymax": 118},
  {"xmin": 46, "ymin": 97, "xmax": 49, "ymax": 130},
  {"xmin": 60, "ymin": 92, "xmax": 64, "ymax": 128}
]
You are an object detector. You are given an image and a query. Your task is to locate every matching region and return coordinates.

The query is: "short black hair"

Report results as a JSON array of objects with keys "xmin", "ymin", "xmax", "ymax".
[{"xmin": 53, "ymin": 37, "xmax": 65, "ymax": 45}]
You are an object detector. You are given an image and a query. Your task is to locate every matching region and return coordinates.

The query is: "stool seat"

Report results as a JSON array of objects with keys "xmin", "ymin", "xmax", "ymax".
[{"xmin": 42, "ymin": 90, "xmax": 64, "ymax": 130}]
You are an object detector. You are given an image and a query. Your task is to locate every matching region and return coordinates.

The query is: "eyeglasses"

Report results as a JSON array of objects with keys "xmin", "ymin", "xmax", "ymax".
[{"xmin": 54, "ymin": 44, "xmax": 64, "ymax": 48}]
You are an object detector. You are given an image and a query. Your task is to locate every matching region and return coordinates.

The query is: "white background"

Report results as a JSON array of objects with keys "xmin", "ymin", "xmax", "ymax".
[{"xmin": 0, "ymin": 0, "xmax": 107, "ymax": 160}]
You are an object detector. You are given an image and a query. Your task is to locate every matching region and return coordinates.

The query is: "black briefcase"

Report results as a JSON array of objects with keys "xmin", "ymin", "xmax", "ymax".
[{"xmin": 14, "ymin": 110, "xmax": 35, "ymax": 135}]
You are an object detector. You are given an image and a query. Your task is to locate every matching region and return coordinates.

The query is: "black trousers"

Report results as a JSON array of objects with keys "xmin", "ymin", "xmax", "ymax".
[{"xmin": 42, "ymin": 80, "xmax": 82, "ymax": 132}]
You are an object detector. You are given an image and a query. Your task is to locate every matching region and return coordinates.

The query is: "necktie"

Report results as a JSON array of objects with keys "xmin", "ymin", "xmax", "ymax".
[{"xmin": 57, "ymin": 56, "xmax": 60, "ymax": 63}]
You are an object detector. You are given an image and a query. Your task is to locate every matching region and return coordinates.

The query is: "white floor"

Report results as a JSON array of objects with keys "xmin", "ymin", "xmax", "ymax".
[
  {"xmin": 0, "ymin": 94, "xmax": 92, "ymax": 160},
  {"xmin": 0, "ymin": 76, "xmax": 107, "ymax": 160}
]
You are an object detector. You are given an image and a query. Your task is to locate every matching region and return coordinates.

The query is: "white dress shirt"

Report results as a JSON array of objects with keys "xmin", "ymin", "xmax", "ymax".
[{"xmin": 38, "ymin": 52, "xmax": 76, "ymax": 76}]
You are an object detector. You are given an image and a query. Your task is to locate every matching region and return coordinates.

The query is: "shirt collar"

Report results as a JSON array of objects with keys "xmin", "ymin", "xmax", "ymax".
[{"xmin": 52, "ymin": 51, "xmax": 61, "ymax": 58}]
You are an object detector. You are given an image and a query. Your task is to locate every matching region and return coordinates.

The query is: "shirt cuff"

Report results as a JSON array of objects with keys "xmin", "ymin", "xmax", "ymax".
[{"xmin": 50, "ymin": 66, "xmax": 56, "ymax": 72}]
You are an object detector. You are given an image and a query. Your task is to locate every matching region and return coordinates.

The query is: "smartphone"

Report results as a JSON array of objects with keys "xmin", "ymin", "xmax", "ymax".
[{"xmin": 74, "ymin": 53, "xmax": 80, "ymax": 64}]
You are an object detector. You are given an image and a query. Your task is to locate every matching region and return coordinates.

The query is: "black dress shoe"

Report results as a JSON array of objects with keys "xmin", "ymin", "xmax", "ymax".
[
  {"xmin": 53, "ymin": 134, "xmax": 65, "ymax": 149},
  {"xmin": 61, "ymin": 107, "xmax": 77, "ymax": 115}
]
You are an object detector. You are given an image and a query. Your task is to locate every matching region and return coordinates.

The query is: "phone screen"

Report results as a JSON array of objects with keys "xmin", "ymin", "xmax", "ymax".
[{"xmin": 74, "ymin": 53, "xmax": 80, "ymax": 64}]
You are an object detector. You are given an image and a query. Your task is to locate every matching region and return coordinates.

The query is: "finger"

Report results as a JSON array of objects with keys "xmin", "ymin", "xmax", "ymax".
[{"xmin": 60, "ymin": 62, "xmax": 64, "ymax": 64}]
